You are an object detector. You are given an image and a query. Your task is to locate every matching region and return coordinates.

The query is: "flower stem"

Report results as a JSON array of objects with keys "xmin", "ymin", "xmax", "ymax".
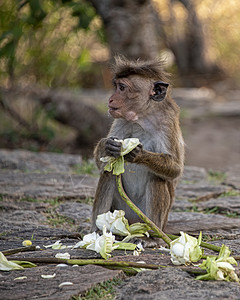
[
  {"xmin": 116, "ymin": 174, "xmax": 171, "ymax": 246},
  {"xmin": 14, "ymin": 257, "xmax": 207, "ymax": 275}
]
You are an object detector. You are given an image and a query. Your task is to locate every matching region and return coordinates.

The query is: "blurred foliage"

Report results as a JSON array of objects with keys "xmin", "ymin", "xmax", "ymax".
[
  {"xmin": 154, "ymin": 0, "xmax": 240, "ymax": 84},
  {"xmin": 0, "ymin": 0, "xmax": 240, "ymax": 89},
  {"xmin": 0, "ymin": 0, "xmax": 108, "ymax": 88}
]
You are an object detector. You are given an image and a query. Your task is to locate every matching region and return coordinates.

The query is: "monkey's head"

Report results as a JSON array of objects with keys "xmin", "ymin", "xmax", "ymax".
[{"xmin": 108, "ymin": 56, "xmax": 170, "ymax": 121}]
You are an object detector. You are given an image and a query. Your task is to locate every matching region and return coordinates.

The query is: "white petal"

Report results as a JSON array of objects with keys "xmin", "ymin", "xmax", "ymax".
[
  {"xmin": 43, "ymin": 240, "xmax": 62, "ymax": 248},
  {"xmin": 59, "ymin": 282, "xmax": 73, "ymax": 287},
  {"xmin": 14, "ymin": 276, "xmax": 27, "ymax": 280},
  {"xmin": 171, "ymin": 243, "xmax": 185, "ymax": 257},
  {"xmin": 110, "ymin": 218, "xmax": 129, "ymax": 236},
  {"xmin": 216, "ymin": 261, "xmax": 235, "ymax": 271},
  {"xmin": 56, "ymin": 264, "xmax": 68, "ymax": 267},
  {"xmin": 55, "ymin": 253, "xmax": 70, "ymax": 259},
  {"xmin": 41, "ymin": 273, "xmax": 56, "ymax": 279}
]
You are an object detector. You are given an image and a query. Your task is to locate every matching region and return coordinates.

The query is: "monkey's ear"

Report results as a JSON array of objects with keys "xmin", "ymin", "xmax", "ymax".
[{"xmin": 150, "ymin": 81, "xmax": 169, "ymax": 102}]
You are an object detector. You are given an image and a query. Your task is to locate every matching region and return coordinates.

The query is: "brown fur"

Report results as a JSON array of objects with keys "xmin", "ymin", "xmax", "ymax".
[{"xmin": 92, "ymin": 57, "xmax": 184, "ymax": 235}]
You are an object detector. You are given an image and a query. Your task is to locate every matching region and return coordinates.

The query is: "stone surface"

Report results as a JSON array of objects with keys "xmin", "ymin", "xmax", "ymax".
[
  {"xmin": 176, "ymin": 166, "xmax": 232, "ymax": 201},
  {"xmin": 116, "ymin": 268, "xmax": 240, "ymax": 300},
  {"xmin": 56, "ymin": 202, "xmax": 92, "ymax": 234},
  {"xmin": 0, "ymin": 264, "xmax": 124, "ymax": 300},
  {"xmin": 0, "ymin": 171, "xmax": 98, "ymax": 200},
  {"xmin": 0, "ymin": 220, "xmax": 75, "ymax": 240},
  {"xmin": 175, "ymin": 183, "xmax": 231, "ymax": 201},
  {"xmin": 166, "ymin": 212, "xmax": 240, "ymax": 235},
  {"xmin": 0, "ymin": 149, "xmax": 82, "ymax": 173},
  {"xmin": 173, "ymin": 196, "xmax": 240, "ymax": 214},
  {"xmin": 225, "ymin": 164, "xmax": 240, "ymax": 190},
  {"xmin": 56, "ymin": 202, "xmax": 92, "ymax": 223},
  {"xmin": 180, "ymin": 166, "xmax": 208, "ymax": 183},
  {"xmin": 1, "ymin": 149, "xmax": 240, "ymax": 299}
]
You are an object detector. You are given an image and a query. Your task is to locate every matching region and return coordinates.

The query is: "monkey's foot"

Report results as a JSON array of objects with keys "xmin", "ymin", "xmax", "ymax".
[{"xmin": 127, "ymin": 236, "xmax": 162, "ymax": 248}]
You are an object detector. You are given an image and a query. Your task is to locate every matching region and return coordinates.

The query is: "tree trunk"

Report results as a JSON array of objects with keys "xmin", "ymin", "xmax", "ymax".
[
  {"xmin": 165, "ymin": 0, "xmax": 224, "ymax": 85},
  {"xmin": 39, "ymin": 92, "xmax": 111, "ymax": 147},
  {"xmin": 89, "ymin": 0, "xmax": 159, "ymax": 60}
]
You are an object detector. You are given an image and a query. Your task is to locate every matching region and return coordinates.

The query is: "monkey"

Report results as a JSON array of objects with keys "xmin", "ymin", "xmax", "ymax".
[{"xmin": 91, "ymin": 56, "xmax": 184, "ymax": 240}]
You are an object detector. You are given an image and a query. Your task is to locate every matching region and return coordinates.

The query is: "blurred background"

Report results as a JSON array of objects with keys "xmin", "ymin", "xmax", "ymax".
[{"xmin": 0, "ymin": 0, "xmax": 239, "ymax": 171}]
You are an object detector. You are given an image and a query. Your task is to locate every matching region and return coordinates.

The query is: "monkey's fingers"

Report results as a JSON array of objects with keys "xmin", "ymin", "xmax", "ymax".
[
  {"xmin": 105, "ymin": 141, "xmax": 122, "ymax": 157},
  {"xmin": 124, "ymin": 144, "xmax": 142, "ymax": 162}
]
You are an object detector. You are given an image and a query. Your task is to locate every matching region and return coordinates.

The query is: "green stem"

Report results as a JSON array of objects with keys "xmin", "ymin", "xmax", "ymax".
[
  {"xmin": 19, "ymin": 257, "xmax": 163, "ymax": 270},
  {"xmin": 14, "ymin": 257, "xmax": 207, "ymax": 275},
  {"xmin": 116, "ymin": 174, "xmax": 171, "ymax": 246},
  {"xmin": 2, "ymin": 246, "xmax": 38, "ymax": 256}
]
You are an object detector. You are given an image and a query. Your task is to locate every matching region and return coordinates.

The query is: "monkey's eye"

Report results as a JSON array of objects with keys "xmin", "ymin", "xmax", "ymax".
[{"xmin": 118, "ymin": 83, "xmax": 126, "ymax": 91}]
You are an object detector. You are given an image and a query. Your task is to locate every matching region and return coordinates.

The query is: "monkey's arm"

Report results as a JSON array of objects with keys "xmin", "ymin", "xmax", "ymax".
[{"xmin": 126, "ymin": 147, "xmax": 182, "ymax": 180}]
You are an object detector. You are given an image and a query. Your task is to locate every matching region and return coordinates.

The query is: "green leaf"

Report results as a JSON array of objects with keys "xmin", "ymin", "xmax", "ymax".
[
  {"xmin": 114, "ymin": 242, "xmax": 137, "ymax": 251},
  {"xmin": 129, "ymin": 223, "xmax": 150, "ymax": 235},
  {"xmin": 11, "ymin": 261, "xmax": 37, "ymax": 268}
]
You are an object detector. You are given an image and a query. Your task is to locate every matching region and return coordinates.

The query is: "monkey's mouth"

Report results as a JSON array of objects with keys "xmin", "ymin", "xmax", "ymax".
[{"xmin": 108, "ymin": 106, "xmax": 119, "ymax": 112}]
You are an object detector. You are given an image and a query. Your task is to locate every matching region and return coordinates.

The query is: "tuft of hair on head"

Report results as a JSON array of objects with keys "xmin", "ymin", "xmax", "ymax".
[{"xmin": 112, "ymin": 55, "xmax": 169, "ymax": 82}]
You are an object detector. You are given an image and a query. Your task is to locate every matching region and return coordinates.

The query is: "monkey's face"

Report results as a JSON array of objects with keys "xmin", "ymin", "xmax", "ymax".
[{"xmin": 108, "ymin": 76, "xmax": 152, "ymax": 121}]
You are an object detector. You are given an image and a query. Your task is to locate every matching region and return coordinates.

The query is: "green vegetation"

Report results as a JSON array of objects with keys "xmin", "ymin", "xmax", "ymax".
[
  {"xmin": 220, "ymin": 190, "xmax": 240, "ymax": 197},
  {"xmin": 46, "ymin": 210, "xmax": 75, "ymax": 228},
  {"xmin": 80, "ymin": 197, "xmax": 94, "ymax": 206},
  {"xmin": 0, "ymin": 0, "xmax": 105, "ymax": 88},
  {"xmin": 74, "ymin": 160, "xmax": 98, "ymax": 176},
  {"xmin": 207, "ymin": 170, "xmax": 226, "ymax": 184},
  {"xmin": 202, "ymin": 234, "xmax": 224, "ymax": 243},
  {"xmin": 74, "ymin": 277, "xmax": 123, "ymax": 300}
]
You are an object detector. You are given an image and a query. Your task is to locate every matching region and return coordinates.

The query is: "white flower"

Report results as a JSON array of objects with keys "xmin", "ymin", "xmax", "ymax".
[
  {"xmin": 0, "ymin": 252, "xmax": 24, "ymax": 271},
  {"xmin": 72, "ymin": 226, "xmax": 118, "ymax": 259},
  {"xmin": 170, "ymin": 231, "xmax": 202, "ymax": 265},
  {"xmin": 96, "ymin": 210, "xmax": 130, "ymax": 236},
  {"xmin": 90, "ymin": 225, "xmax": 119, "ymax": 259},
  {"xmin": 196, "ymin": 245, "xmax": 239, "ymax": 282},
  {"xmin": 73, "ymin": 232, "xmax": 100, "ymax": 249}
]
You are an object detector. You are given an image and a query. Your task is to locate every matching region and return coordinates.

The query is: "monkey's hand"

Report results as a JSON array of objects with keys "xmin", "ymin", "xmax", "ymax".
[
  {"xmin": 124, "ymin": 144, "xmax": 143, "ymax": 163},
  {"xmin": 105, "ymin": 136, "xmax": 122, "ymax": 158}
]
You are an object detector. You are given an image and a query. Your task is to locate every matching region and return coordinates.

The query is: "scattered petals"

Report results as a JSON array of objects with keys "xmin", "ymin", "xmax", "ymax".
[
  {"xmin": 14, "ymin": 276, "xmax": 27, "ymax": 280},
  {"xmin": 41, "ymin": 273, "xmax": 56, "ymax": 279},
  {"xmin": 158, "ymin": 246, "xmax": 171, "ymax": 253},
  {"xmin": 59, "ymin": 282, "xmax": 73, "ymax": 288},
  {"xmin": 43, "ymin": 240, "xmax": 67, "ymax": 250},
  {"xmin": 56, "ymin": 264, "xmax": 68, "ymax": 267},
  {"xmin": 55, "ymin": 253, "xmax": 70, "ymax": 259}
]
